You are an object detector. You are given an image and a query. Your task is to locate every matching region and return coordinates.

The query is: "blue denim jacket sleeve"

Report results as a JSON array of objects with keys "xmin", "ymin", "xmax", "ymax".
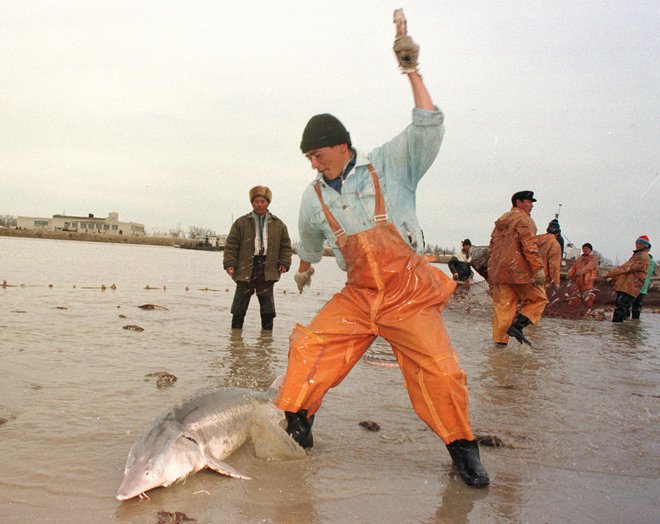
[{"xmin": 297, "ymin": 106, "xmax": 444, "ymax": 271}]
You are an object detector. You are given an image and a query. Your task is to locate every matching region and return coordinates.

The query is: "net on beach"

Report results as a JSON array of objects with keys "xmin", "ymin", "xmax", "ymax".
[
  {"xmin": 446, "ymin": 278, "xmax": 618, "ymax": 319},
  {"xmin": 446, "ymin": 279, "xmax": 493, "ymax": 312}
]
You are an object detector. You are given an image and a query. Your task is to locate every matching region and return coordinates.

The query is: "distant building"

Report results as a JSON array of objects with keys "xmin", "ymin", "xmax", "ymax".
[{"xmin": 16, "ymin": 212, "xmax": 145, "ymax": 236}]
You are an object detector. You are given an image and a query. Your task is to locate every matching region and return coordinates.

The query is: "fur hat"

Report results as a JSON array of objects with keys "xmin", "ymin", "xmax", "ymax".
[
  {"xmin": 636, "ymin": 235, "xmax": 651, "ymax": 249},
  {"xmin": 300, "ymin": 114, "xmax": 351, "ymax": 153},
  {"xmin": 249, "ymin": 185, "xmax": 272, "ymax": 203}
]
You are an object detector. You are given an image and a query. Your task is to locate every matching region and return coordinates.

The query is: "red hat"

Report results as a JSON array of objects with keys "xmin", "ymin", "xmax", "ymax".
[{"xmin": 636, "ymin": 235, "xmax": 651, "ymax": 249}]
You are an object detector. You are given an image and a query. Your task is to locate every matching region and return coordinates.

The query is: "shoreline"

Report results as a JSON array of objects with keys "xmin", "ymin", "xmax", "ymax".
[{"xmin": 0, "ymin": 227, "xmax": 198, "ymax": 248}]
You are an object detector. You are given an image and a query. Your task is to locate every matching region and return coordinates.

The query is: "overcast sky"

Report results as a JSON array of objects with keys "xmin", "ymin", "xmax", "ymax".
[{"xmin": 1, "ymin": 1, "xmax": 658, "ymax": 263}]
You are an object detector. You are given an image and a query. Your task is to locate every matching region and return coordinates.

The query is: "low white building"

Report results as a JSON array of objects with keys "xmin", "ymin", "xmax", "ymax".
[{"xmin": 16, "ymin": 212, "xmax": 145, "ymax": 236}]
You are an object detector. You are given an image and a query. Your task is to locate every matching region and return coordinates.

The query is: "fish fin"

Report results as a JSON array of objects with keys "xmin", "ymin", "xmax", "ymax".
[{"xmin": 205, "ymin": 457, "xmax": 251, "ymax": 480}]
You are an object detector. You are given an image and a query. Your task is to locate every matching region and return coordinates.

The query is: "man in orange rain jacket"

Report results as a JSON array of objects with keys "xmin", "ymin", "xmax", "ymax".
[
  {"xmin": 536, "ymin": 219, "xmax": 562, "ymax": 288},
  {"xmin": 567, "ymin": 242, "xmax": 598, "ymax": 308},
  {"xmin": 607, "ymin": 236, "xmax": 652, "ymax": 322},
  {"xmin": 487, "ymin": 191, "xmax": 547, "ymax": 347}
]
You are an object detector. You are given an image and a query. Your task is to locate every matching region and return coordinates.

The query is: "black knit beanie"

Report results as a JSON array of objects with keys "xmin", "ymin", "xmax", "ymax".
[
  {"xmin": 300, "ymin": 114, "xmax": 351, "ymax": 153},
  {"xmin": 547, "ymin": 218, "xmax": 561, "ymax": 234}
]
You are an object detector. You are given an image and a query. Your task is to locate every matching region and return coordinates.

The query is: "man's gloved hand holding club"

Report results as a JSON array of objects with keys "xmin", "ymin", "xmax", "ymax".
[{"xmin": 393, "ymin": 8, "xmax": 420, "ymax": 74}]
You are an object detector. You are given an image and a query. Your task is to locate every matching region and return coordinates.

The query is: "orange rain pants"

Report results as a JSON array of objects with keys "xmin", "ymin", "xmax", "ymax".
[
  {"xmin": 570, "ymin": 281, "xmax": 595, "ymax": 309},
  {"xmin": 491, "ymin": 283, "xmax": 548, "ymax": 344},
  {"xmin": 275, "ymin": 167, "xmax": 475, "ymax": 444}
]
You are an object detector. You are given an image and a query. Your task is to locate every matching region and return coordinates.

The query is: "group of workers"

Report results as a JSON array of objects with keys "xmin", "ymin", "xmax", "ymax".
[
  {"xmin": 484, "ymin": 191, "xmax": 654, "ymax": 347},
  {"xmin": 568, "ymin": 236, "xmax": 654, "ymax": 322},
  {"xmin": 218, "ymin": 11, "xmax": 654, "ymax": 491}
]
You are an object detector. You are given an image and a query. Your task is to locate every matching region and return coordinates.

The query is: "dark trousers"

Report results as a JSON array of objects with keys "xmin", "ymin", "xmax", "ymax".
[
  {"xmin": 613, "ymin": 291, "xmax": 634, "ymax": 322},
  {"xmin": 631, "ymin": 293, "xmax": 646, "ymax": 319},
  {"xmin": 231, "ymin": 257, "xmax": 276, "ymax": 324},
  {"xmin": 448, "ymin": 257, "xmax": 473, "ymax": 281}
]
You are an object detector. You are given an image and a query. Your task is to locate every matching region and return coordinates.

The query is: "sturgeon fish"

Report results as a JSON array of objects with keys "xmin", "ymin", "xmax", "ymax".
[{"xmin": 116, "ymin": 378, "xmax": 302, "ymax": 501}]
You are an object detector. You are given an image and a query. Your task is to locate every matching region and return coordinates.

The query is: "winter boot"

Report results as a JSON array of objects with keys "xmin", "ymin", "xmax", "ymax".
[
  {"xmin": 285, "ymin": 409, "xmax": 315, "ymax": 449},
  {"xmin": 506, "ymin": 313, "xmax": 532, "ymax": 346},
  {"xmin": 446, "ymin": 439, "xmax": 490, "ymax": 487},
  {"xmin": 231, "ymin": 315, "xmax": 244, "ymax": 329},
  {"xmin": 612, "ymin": 310, "xmax": 626, "ymax": 322},
  {"xmin": 613, "ymin": 292, "xmax": 633, "ymax": 322},
  {"xmin": 261, "ymin": 314, "xmax": 274, "ymax": 331}
]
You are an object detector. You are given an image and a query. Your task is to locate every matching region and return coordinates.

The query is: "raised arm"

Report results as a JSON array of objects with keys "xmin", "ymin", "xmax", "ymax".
[
  {"xmin": 393, "ymin": 9, "xmax": 435, "ymax": 111},
  {"xmin": 408, "ymin": 71, "xmax": 434, "ymax": 111}
]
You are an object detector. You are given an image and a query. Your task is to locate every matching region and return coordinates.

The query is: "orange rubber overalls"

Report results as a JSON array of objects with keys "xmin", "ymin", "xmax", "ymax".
[
  {"xmin": 275, "ymin": 166, "xmax": 475, "ymax": 444},
  {"xmin": 567, "ymin": 254, "xmax": 598, "ymax": 309},
  {"xmin": 488, "ymin": 208, "xmax": 548, "ymax": 344}
]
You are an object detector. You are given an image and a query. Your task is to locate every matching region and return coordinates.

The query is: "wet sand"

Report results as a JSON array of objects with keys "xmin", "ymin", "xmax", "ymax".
[{"xmin": 1, "ymin": 237, "xmax": 658, "ymax": 523}]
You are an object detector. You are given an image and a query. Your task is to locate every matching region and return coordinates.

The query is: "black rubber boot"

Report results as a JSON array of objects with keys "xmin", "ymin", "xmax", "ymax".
[
  {"xmin": 612, "ymin": 311, "xmax": 626, "ymax": 322},
  {"xmin": 231, "ymin": 315, "xmax": 244, "ymax": 329},
  {"xmin": 506, "ymin": 313, "xmax": 532, "ymax": 346},
  {"xmin": 446, "ymin": 439, "xmax": 490, "ymax": 487},
  {"xmin": 631, "ymin": 294, "xmax": 644, "ymax": 319},
  {"xmin": 285, "ymin": 409, "xmax": 315, "ymax": 449},
  {"xmin": 613, "ymin": 292, "xmax": 633, "ymax": 322},
  {"xmin": 261, "ymin": 315, "xmax": 274, "ymax": 331}
]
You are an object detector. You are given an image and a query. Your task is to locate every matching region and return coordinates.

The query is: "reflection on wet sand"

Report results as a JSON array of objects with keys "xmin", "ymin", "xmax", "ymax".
[
  {"xmin": 609, "ymin": 321, "xmax": 651, "ymax": 349},
  {"xmin": 431, "ymin": 481, "xmax": 489, "ymax": 524},
  {"xmin": 475, "ymin": 348, "xmax": 548, "ymax": 524},
  {"xmin": 211, "ymin": 330, "xmax": 278, "ymax": 390},
  {"xmin": 269, "ymin": 460, "xmax": 319, "ymax": 524}
]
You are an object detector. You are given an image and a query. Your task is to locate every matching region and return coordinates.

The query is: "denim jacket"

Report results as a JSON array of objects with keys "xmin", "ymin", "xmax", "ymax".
[{"xmin": 296, "ymin": 107, "xmax": 444, "ymax": 270}]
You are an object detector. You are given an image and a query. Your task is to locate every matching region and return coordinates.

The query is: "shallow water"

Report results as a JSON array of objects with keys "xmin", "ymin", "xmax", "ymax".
[{"xmin": 1, "ymin": 236, "xmax": 658, "ymax": 523}]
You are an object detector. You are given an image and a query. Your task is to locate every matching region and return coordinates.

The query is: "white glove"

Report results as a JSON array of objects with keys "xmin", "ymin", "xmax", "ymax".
[
  {"xmin": 534, "ymin": 269, "xmax": 546, "ymax": 286},
  {"xmin": 294, "ymin": 267, "xmax": 315, "ymax": 294}
]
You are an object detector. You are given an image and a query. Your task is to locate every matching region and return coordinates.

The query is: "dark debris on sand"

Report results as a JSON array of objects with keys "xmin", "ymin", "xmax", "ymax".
[
  {"xmin": 475, "ymin": 434, "xmax": 505, "ymax": 447},
  {"xmin": 359, "ymin": 420, "xmax": 381, "ymax": 432},
  {"xmin": 123, "ymin": 324, "xmax": 145, "ymax": 332},
  {"xmin": 138, "ymin": 304, "xmax": 169, "ymax": 310},
  {"xmin": 145, "ymin": 371, "xmax": 178, "ymax": 388},
  {"xmin": 156, "ymin": 511, "xmax": 196, "ymax": 524}
]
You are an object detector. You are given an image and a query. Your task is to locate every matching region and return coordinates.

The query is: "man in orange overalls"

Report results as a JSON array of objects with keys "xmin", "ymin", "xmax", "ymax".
[
  {"xmin": 274, "ymin": 14, "xmax": 489, "ymax": 487},
  {"xmin": 567, "ymin": 243, "xmax": 598, "ymax": 309},
  {"xmin": 488, "ymin": 191, "xmax": 548, "ymax": 347}
]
